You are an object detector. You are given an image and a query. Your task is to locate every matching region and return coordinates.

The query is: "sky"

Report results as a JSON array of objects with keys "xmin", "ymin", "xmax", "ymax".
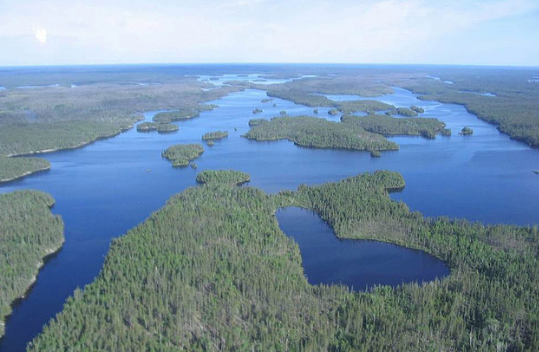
[{"xmin": 0, "ymin": 0, "xmax": 538, "ymax": 66}]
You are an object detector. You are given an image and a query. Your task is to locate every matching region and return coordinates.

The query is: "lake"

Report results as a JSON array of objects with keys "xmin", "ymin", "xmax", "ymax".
[{"xmin": 1, "ymin": 75, "xmax": 538, "ymax": 351}]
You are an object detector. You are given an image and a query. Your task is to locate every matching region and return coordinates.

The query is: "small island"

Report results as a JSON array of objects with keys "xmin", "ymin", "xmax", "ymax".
[
  {"xmin": 328, "ymin": 109, "xmax": 339, "ymax": 115},
  {"xmin": 202, "ymin": 130, "xmax": 228, "ymax": 140},
  {"xmin": 153, "ymin": 109, "xmax": 197, "ymax": 124},
  {"xmin": 196, "ymin": 170, "xmax": 251, "ymax": 186},
  {"xmin": 206, "ymin": 140, "xmax": 215, "ymax": 147},
  {"xmin": 136, "ymin": 122, "xmax": 159, "ymax": 132},
  {"xmin": 162, "ymin": 144, "xmax": 204, "ymax": 167},
  {"xmin": 157, "ymin": 124, "xmax": 179, "ymax": 133},
  {"xmin": 410, "ymin": 106, "xmax": 425, "ymax": 114},
  {"xmin": 460, "ymin": 126, "xmax": 474, "ymax": 136},
  {"xmin": 533, "ymin": 170, "xmax": 539, "ymax": 175},
  {"xmin": 261, "ymin": 98, "xmax": 273, "ymax": 103},
  {"xmin": 280, "ymin": 110, "xmax": 287, "ymax": 115},
  {"xmin": 252, "ymin": 108, "xmax": 263, "ymax": 114},
  {"xmin": 395, "ymin": 107, "xmax": 418, "ymax": 117}
]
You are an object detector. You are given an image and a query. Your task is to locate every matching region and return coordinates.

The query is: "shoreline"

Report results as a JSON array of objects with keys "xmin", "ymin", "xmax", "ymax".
[{"xmin": 0, "ymin": 165, "xmax": 51, "ymax": 185}]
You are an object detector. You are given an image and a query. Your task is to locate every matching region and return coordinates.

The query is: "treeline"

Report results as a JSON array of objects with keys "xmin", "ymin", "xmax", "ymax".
[
  {"xmin": 242, "ymin": 116, "xmax": 399, "ymax": 154},
  {"xmin": 27, "ymin": 171, "xmax": 539, "ymax": 351},
  {"xmin": 196, "ymin": 170, "xmax": 250, "ymax": 185},
  {"xmin": 0, "ymin": 190, "xmax": 64, "ymax": 338},
  {"xmin": 162, "ymin": 144, "xmax": 204, "ymax": 167},
  {"xmin": 0, "ymin": 156, "xmax": 51, "ymax": 183},
  {"xmin": 341, "ymin": 115, "xmax": 449, "ymax": 138}
]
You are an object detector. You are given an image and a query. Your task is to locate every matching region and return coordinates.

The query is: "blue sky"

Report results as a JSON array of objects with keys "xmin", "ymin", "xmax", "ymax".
[{"xmin": 0, "ymin": 0, "xmax": 538, "ymax": 66}]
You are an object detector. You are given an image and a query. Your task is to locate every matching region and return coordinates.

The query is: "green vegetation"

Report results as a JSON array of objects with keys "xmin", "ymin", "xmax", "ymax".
[
  {"xmin": 341, "ymin": 115, "xmax": 447, "ymax": 139},
  {"xmin": 28, "ymin": 171, "xmax": 539, "ymax": 351},
  {"xmin": 196, "ymin": 170, "xmax": 250, "ymax": 185},
  {"xmin": 328, "ymin": 109, "xmax": 339, "ymax": 115},
  {"xmin": 206, "ymin": 140, "xmax": 215, "ymax": 147},
  {"xmin": 370, "ymin": 150, "xmax": 381, "ymax": 157},
  {"xmin": 0, "ymin": 156, "xmax": 51, "ymax": 183},
  {"xmin": 395, "ymin": 107, "xmax": 418, "ymax": 117},
  {"xmin": 157, "ymin": 124, "xmax": 179, "ymax": 133},
  {"xmin": 1, "ymin": 191, "xmax": 64, "ymax": 338},
  {"xmin": 153, "ymin": 109, "xmax": 197, "ymax": 123},
  {"xmin": 460, "ymin": 126, "xmax": 474, "ymax": 136},
  {"xmin": 136, "ymin": 122, "xmax": 159, "ymax": 132},
  {"xmin": 0, "ymin": 77, "xmax": 237, "ymax": 181},
  {"xmin": 243, "ymin": 116, "xmax": 398, "ymax": 153},
  {"xmin": 202, "ymin": 131, "xmax": 228, "ymax": 141},
  {"xmin": 162, "ymin": 144, "xmax": 204, "ymax": 167},
  {"xmin": 248, "ymin": 119, "xmax": 266, "ymax": 126},
  {"xmin": 410, "ymin": 106, "xmax": 425, "ymax": 113},
  {"xmin": 252, "ymin": 108, "xmax": 263, "ymax": 114},
  {"xmin": 441, "ymin": 128, "xmax": 452, "ymax": 136}
]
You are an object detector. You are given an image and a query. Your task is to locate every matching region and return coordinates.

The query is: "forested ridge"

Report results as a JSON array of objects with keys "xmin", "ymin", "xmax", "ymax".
[
  {"xmin": 27, "ymin": 171, "xmax": 539, "ymax": 351},
  {"xmin": 0, "ymin": 191, "xmax": 64, "ymax": 338}
]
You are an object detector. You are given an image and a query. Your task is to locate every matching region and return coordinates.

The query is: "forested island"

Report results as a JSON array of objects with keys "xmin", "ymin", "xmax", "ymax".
[
  {"xmin": 136, "ymin": 122, "xmax": 178, "ymax": 133},
  {"xmin": 341, "ymin": 115, "xmax": 449, "ymax": 139},
  {"xmin": 26, "ymin": 171, "xmax": 539, "ymax": 351},
  {"xmin": 242, "ymin": 116, "xmax": 398, "ymax": 154},
  {"xmin": 196, "ymin": 170, "xmax": 250, "ymax": 185},
  {"xmin": 0, "ymin": 191, "xmax": 64, "ymax": 338},
  {"xmin": 162, "ymin": 144, "xmax": 204, "ymax": 167},
  {"xmin": 202, "ymin": 131, "xmax": 229, "ymax": 141}
]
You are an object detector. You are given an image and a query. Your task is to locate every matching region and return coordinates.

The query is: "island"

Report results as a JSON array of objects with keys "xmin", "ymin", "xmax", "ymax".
[
  {"xmin": 195, "ymin": 170, "xmax": 250, "ymax": 185},
  {"xmin": 161, "ymin": 144, "xmax": 204, "ymax": 167},
  {"xmin": 252, "ymin": 108, "xmax": 263, "ymax": 114},
  {"xmin": 202, "ymin": 130, "xmax": 228, "ymax": 140},
  {"xmin": 460, "ymin": 126, "xmax": 474, "ymax": 135},
  {"xmin": 341, "ymin": 114, "xmax": 447, "ymax": 139},
  {"xmin": 243, "ymin": 116, "xmax": 399, "ymax": 153}
]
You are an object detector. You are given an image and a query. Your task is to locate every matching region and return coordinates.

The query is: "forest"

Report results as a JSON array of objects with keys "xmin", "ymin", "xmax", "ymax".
[
  {"xmin": 242, "ymin": 117, "xmax": 399, "ymax": 154},
  {"xmin": 162, "ymin": 144, "xmax": 205, "ymax": 167},
  {"xmin": 0, "ymin": 157, "xmax": 51, "ymax": 183},
  {"xmin": 25, "ymin": 170, "xmax": 539, "ymax": 351},
  {"xmin": 0, "ymin": 191, "xmax": 64, "ymax": 339}
]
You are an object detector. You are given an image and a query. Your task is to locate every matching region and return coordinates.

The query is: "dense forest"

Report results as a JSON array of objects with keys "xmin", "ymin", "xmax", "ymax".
[
  {"xmin": 242, "ymin": 117, "xmax": 398, "ymax": 154},
  {"xmin": 341, "ymin": 115, "xmax": 449, "ymax": 138},
  {"xmin": 0, "ymin": 156, "xmax": 51, "ymax": 183},
  {"xmin": 196, "ymin": 170, "xmax": 250, "ymax": 185},
  {"xmin": 26, "ymin": 171, "xmax": 539, "ymax": 351},
  {"xmin": 0, "ymin": 191, "xmax": 64, "ymax": 338},
  {"xmin": 162, "ymin": 144, "xmax": 205, "ymax": 167}
]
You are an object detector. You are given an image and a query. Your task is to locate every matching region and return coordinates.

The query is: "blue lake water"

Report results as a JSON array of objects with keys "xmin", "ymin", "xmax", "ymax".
[
  {"xmin": 1, "ymin": 77, "xmax": 539, "ymax": 351},
  {"xmin": 276, "ymin": 207, "xmax": 449, "ymax": 291}
]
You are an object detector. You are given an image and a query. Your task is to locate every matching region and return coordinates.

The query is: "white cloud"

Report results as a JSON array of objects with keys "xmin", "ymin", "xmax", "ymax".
[{"xmin": 32, "ymin": 26, "xmax": 47, "ymax": 44}]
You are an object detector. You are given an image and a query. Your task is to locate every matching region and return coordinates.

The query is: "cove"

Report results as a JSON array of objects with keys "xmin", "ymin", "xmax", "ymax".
[{"xmin": 276, "ymin": 207, "xmax": 449, "ymax": 291}]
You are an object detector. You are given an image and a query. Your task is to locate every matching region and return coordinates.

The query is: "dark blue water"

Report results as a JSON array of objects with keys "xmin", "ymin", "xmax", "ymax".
[
  {"xmin": 276, "ymin": 207, "xmax": 449, "ymax": 291},
  {"xmin": 1, "ymin": 76, "xmax": 539, "ymax": 351}
]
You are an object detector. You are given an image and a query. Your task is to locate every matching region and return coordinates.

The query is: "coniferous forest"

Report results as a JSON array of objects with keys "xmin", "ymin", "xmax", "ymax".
[{"xmin": 25, "ymin": 171, "xmax": 539, "ymax": 352}]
